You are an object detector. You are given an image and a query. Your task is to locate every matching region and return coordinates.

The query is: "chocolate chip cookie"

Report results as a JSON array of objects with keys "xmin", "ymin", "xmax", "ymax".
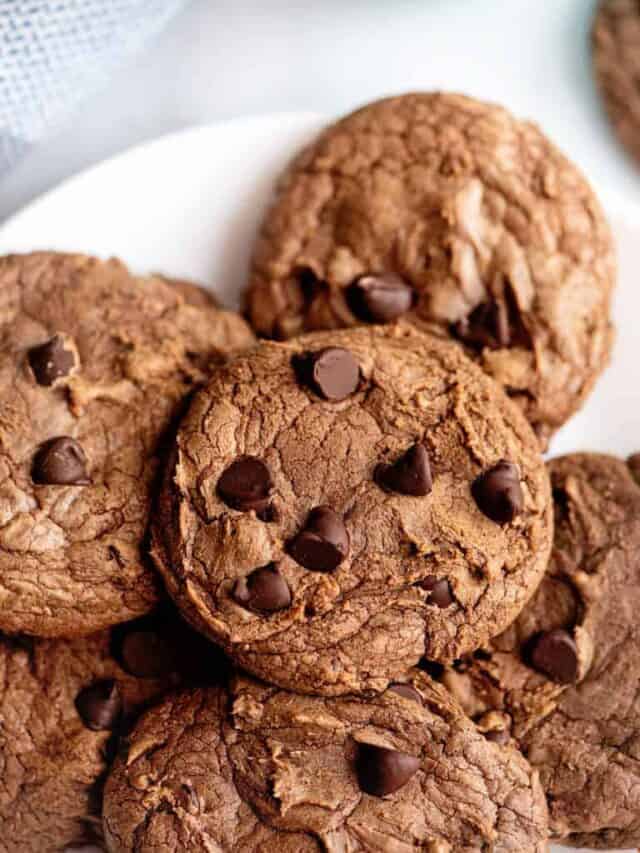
[
  {"xmin": 593, "ymin": 0, "xmax": 640, "ymax": 166},
  {"xmin": 246, "ymin": 93, "xmax": 615, "ymax": 442},
  {"xmin": 443, "ymin": 453, "xmax": 640, "ymax": 847},
  {"xmin": 0, "ymin": 625, "xmax": 180, "ymax": 853},
  {"xmin": 0, "ymin": 252, "xmax": 255, "ymax": 637},
  {"xmin": 152, "ymin": 323, "xmax": 552, "ymax": 696},
  {"xmin": 103, "ymin": 671, "xmax": 549, "ymax": 852}
]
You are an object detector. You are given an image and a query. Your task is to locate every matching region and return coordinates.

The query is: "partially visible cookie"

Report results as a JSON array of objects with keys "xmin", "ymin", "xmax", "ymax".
[
  {"xmin": 442, "ymin": 453, "xmax": 640, "ymax": 847},
  {"xmin": 593, "ymin": 0, "xmax": 640, "ymax": 165},
  {"xmin": 103, "ymin": 671, "xmax": 549, "ymax": 852},
  {"xmin": 0, "ymin": 252, "xmax": 255, "ymax": 637},
  {"xmin": 152, "ymin": 323, "xmax": 552, "ymax": 696},
  {"xmin": 0, "ymin": 626, "xmax": 180, "ymax": 853},
  {"xmin": 246, "ymin": 92, "xmax": 615, "ymax": 442}
]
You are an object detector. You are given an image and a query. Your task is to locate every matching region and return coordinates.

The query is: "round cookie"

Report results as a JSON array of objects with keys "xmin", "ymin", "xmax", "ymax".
[
  {"xmin": 152, "ymin": 323, "xmax": 552, "ymax": 696},
  {"xmin": 246, "ymin": 92, "xmax": 615, "ymax": 442},
  {"xmin": 593, "ymin": 0, "xmax": 640, "ymax": 166},
  {"xmin": 103, "ymin": 671, "xmax": 549, "ymax": 852},
  {"xmin": 0, "ymin": 626, "xmax": 178, "ymax": 853},
  {"xmin": 0, "ymin": 252, "xmax": 255, "ymax": 637},
  {"xmin": 442, "ymin": 453, "xmax": 640, "ymax": 847}
]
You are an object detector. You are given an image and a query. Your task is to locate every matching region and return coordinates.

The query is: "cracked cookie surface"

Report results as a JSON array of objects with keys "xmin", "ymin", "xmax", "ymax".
[
  {"xmin": 443, "ymin": 453, "xmax": 640, "ymax": 847},
  {"xmin": 0, "ymin": 625, "xmax": 182, "ymax": 853},
  {"xmin": 0, "ymin": 252, "xmax": 255, "ymax": 636},
  {"xmin": 152, "ymin": 323, "xmax": 552, "ymax": 696},
  {"xmin": 593, "ymin": 0, "xmax": 640, "ymax": 166},
  {"xmin": 246, "ymin": 92, "xmax": 615, "ymax": 443},
  {"xmin": 103, "ymin": 671, "xmax": 548, "ymax": 852}
]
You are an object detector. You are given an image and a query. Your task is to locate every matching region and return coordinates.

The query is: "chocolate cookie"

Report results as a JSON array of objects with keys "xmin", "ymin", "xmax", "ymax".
[
  {"xmin": 0, "ymin": 252, "xmax": 255, "ymax": 637},
  {"xmin": 152, "ymin": 324, "xmax": 552, "ymax": 696},
  {"xmin": 593, "ymin": 0, "xmax": 640, "ymax": 166},
  {"xmin": 443, "ymin": 453, "xmax": 640, "ymax": 847},
  {"xmin": 0, "ymin": 626, "xmax": 179, "ymax": 853},
  {"xmin": 103, "ymin": 671, "xmax": 549, "ymax": 852},
  {"xmin": 246, "ymin": 92, "xmax": 615, "ymax": 442}
]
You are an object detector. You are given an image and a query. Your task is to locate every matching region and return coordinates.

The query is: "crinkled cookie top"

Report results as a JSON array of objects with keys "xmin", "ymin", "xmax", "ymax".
[
  {"xmin": 443, "ymin": 453, "xmax": 640, "ymax": 847},
  {"xmin": 103, "ymin": 672, "xmax": 548, "ymax": 852},
  {"xmin": 0, "ymin": 252, "xmax": 255, "ymax": 637},
  {"xmin": 0, "ymin": 628, "xmax": 178, "ymax": 853},
  {"xmin": 246, "ymin": 92, "xmax": 615, "ymax": 442},
  {"xmin": 153, "ymin": 323, "xmax": 552, "ymax": 696}
]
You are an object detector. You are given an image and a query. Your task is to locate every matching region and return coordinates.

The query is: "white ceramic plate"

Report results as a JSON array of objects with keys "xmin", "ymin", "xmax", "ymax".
[{"xmin": 0, "ymin": 113, "xmax": 635, "ymax": 853}]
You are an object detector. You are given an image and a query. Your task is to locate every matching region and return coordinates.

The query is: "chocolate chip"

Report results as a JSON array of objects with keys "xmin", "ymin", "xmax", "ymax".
[
  {"xmin": 419, "ymin": 659, "xmax": 445, "ymax": 680},
  {"xmin": 32, "ymin": 436, "xmax": 90, "ymax": 485},
  {"xmin": 355, "ymin": 743, "xmax": 420, "ymax": 797},
  {"xmin": 347, "ymin": 273, "xmax": 414, "ymax": 323},
  {"xmin": 528, "ymin": 629, "xmax": 579, "ymax": 683},
  {"xmin": 472, "ymin": 460, "xmax": 523, "ymax": 524},
  {"xmin": 389, "ymin": 683, "xmax": 422, "ymax": 704},
  {"xmin": 217, "ymin": 456, "xmax": 273, "ymax": 514},
  {"xmin": 28, "ymin": 334, "xmax": 77, "ymax": 386},
  {"xmin": 452, "ymin": 287, "xmax": 530, "ymax": 352},
  {"xmin": 288, "ymin": 506, "xmax": 349, "ymax": 572},
  {"xmin": 294, "ymin": 347, "xmax": 360, "ymax": 401},
  {"xmin": 119, "ymin": 630, "xmax": 177, "ymax": 678},
  {"xmin": 484, "ymin": 728, "xmax": 510, "ymax": 745},
  {"xmin": 75, "ymin": 680, "xmax": 122, "ymax": 731},
  {"xmin": 233, "ymin": 564, "xmax": 291, "ymax": 613},
  {"xmin": 422, "ymin": 576, "xmax": 454, "ymax": 608},
  {"xmin": 375, "ymin": 443, "xmax": 432, "ymax": 497}
]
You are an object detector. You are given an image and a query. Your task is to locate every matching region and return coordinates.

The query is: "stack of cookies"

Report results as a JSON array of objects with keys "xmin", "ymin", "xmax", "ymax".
[{"xmin": 1, "ymin": 94, "xmax": 634, "ymax": 852}]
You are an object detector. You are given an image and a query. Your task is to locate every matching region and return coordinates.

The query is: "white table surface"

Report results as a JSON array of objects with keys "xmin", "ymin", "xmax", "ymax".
[{"xmin": 1, "ymin": 0, "xmax": 640, "ymax": 225}]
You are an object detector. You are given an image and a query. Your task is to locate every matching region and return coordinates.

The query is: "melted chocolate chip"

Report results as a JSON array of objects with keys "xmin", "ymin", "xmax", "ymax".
[
  {"xmin": 294, "ymin": 347, "xmax": 360, "ymax": 401},
  {"xmin": 389, "ymin": 683, "xmax": 422, "ymax": 704},
  {"xmin": 422, "ymin": 576, "xmax": 454, "ymax": 608},
  {"xmin": 233, "ymin": 564, "xmax": 291, "ymax": 613},
  {"xmin": 75, "ymin": 680, "xmax": 122, "ymax": 731},
  {"xmin": 32, "ymin": 436, "xmax": 90, "ymax": 485},
  {"xmin": 288, "ymin": 506, "xmax": 349, "ymax": 572},
  {"xmin": 347, "ymin": 273, "xmax": 414, "ymax": 323},
  {"xmin": 528, "ymin": 629, "xmax": 579, "ymax": 683},
  {"xmin": 119, "ymin": 630, "xmax": 177, "ymax": 678},
  {"xmin": 419, "ymin": 659, "xmax": 445, "ymax": 680},
  {"xmin": 452, "ymin": 286, "xmax": 530, "ymax": 352},
  {"xmin": 472, "ymin": 460, "xmax": 523, "ymax": 524},
  {"xmin": 356, "ymin": 743, "xmax": 420, "ymax": 797},
  {"xmin": 217, "ymin": 456, "xmax": 273, "ymax": 515},
  {"xmin": 484, "ymin": 728, "xmax": 510, "ymax": 745},
  {"xmin": 375, "ymin": 443, "xmax": 433, "ymax": 497},
  {"xmin": 28, "ymin": 334, "xmax": 77, "ymax": 386}
]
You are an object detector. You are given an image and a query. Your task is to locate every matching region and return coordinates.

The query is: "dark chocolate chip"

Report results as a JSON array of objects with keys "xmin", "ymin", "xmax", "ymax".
[
  {"xmin": 419, "ymin": 659, "xmax": 445, "ymax": 680},
  {"xmin": 288, "ymin": 506, "xmax": 349, "ymax": 572},
  {"xmin": 75, "ymin": 680, "xmax": 122, "ymax": 731},
  {"xmin": 32, "ymin": 436, "xmax": 90, "ymax": 485},
  {"xmin": 421, "ymin": 575, "xmax": 454, "ymax": 608},
  {"xmin": 528, "ymin": 629, "xmax": 579, "ymax": 683},
  {"xmin": 119, "ymin": 630, "xmax": 177, "ymax": 678},
  {"xmin": 451, "ymin": 286, "xmax": 530, "ymax": 352},
  {"xmin": 389, "ymin": 683, "xmax": 422, "ymax": 704},
  {"xmin": 484, "ymin": 728, "xmax": 510, "ymax": 745},
  {"xmin": 347, "ymin": 273, "xmax": 414, "ymax": 323},
  {"xmin": 217, "ymin": 456, "xmax": 273, "ymax": 514},
  {"xmin": 472, "ymin": 460, "xmax": 523, "ymax": 524},
  {"xmin": 28, "ymin": 334, "xmax": 77, "ymax": 386},
  {"xmin": 233, "ymin": 563, "xmax": 291, "ymax": 613},
  {"xmin": 355, "ymin": 743, "xmax": 420, "ymax": 797},
  {"xmin": 294, "ymin": 347, "xmax": 360, "ymax": 401},
  {"xmin": 375, "ymin": 443, "xmax": 432, "ymax": 497}
]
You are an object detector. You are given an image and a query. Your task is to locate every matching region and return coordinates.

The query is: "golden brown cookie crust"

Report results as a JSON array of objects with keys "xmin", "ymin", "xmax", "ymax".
[
  {"xmin": 246, "ymin": 92, "xmax": 615, "ymax": 442},
  {"xmin": 103, "ymin": 673, "xmax": 549, "ymax": 852},
  {"xmin": 593, "ymin": 0, "xmax": 640, "ymax": 166},
  {"xmin": 152, "ymin": 324, "xmax": 552, "ymax": 696},
  {"xmin": 0, "ymin": 252, "xmax": 255, "ymax": 637}
]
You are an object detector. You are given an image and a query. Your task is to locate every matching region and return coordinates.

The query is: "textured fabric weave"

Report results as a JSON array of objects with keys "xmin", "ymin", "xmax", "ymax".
[{"xmin": 0, "ymin": 0, "xmax": 186, "ymax": 176}]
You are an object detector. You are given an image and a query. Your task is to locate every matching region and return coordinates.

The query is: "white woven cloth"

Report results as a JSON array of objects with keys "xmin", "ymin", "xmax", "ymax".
[{"xmin": 0, "ymin": 0, "xmax": 186, "ymax": 176}]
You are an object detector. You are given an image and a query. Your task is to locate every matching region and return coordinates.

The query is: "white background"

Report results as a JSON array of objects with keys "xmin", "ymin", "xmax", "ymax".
[{"xmin": 2, "ymin": 0, "xmax": 640, "ymax": 223}]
